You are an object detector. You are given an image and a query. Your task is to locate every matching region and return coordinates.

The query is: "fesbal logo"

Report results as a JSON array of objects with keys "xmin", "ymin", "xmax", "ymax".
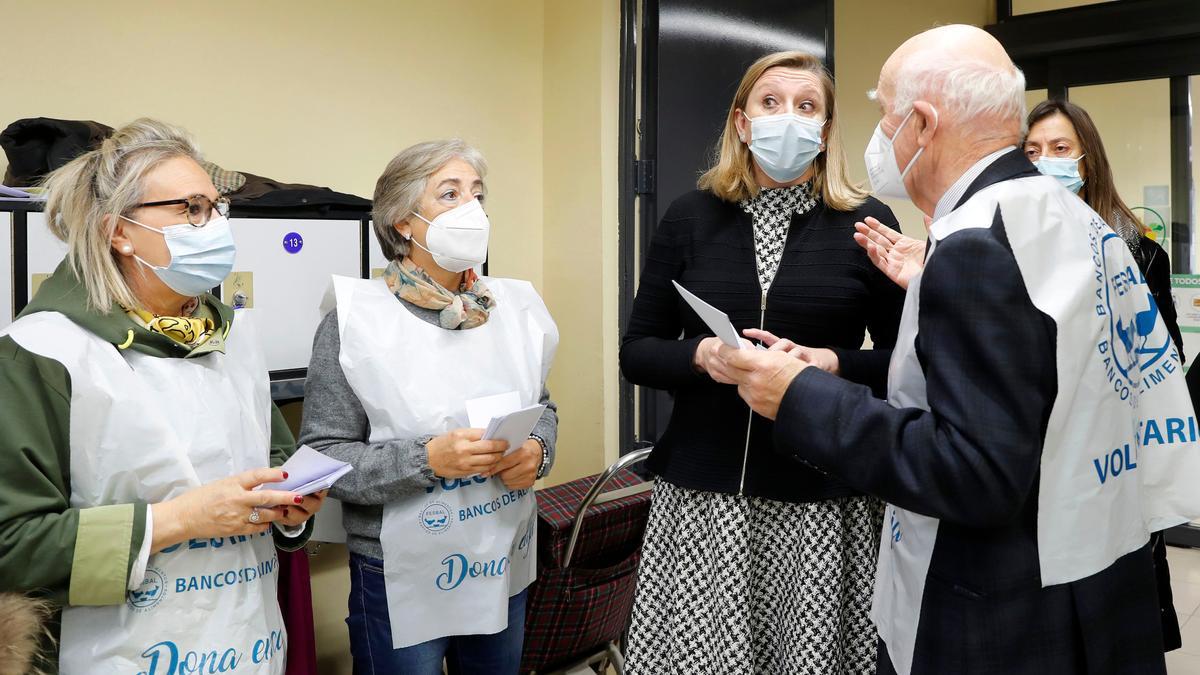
[
  {"xmin": 418, "ymin": 501, "xmax": 453, "ymax": 535},
  {"xmin": 127, "ymin": 568, "xmax": 168, "ymax": 613},
  {"xmin": 1091, "ymin": 221, "xmax": 1174, "ymax": 404}
]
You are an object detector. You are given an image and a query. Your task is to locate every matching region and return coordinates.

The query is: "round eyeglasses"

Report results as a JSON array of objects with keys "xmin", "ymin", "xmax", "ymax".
[{"xmin": 134, "ymin": 194, "xmax": 231, "ymax": 226}]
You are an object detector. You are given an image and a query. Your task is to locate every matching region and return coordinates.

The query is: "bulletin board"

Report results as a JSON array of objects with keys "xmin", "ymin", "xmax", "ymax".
[
  {"xmin": 25, "ymin": 212, "xmax": 68, "ymax": 301},
  {"xmin": 366, "ymin": 221, "xmax": 389, "ymax": 279},
  {"xmin": 225, "ymin": 218, "xmax": 363, "ymax": 374}
]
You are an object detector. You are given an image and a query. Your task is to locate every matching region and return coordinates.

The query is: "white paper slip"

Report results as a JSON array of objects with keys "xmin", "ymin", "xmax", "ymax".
[
  {"xmin": 465, "ymin": 390, "xmax": 523, "ymax": 429},
  {"xmin": 483, "ymin": 404, "xmax": 547, "ymax": 456},
  {"xmin": 266, "ymin": 445, "xmax": 354, "ymax": 496},
  {"xmin": 672, "ymin": 280, "xmax": 745, "ymax": 349}
]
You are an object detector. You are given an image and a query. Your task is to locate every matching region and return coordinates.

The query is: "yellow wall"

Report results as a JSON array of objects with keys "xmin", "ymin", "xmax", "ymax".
[
  {"xmin": 542, "ymin": 0, "xmax": 623, "ymax": 479},
  {"xmin": 833, "ymin": 0, "xmax": 995, "ymax": 241},
  {"xmin": 1013, "ymin": 0, "xmax": 1106, "ymax": 14},
  {"xmin": 1027, "ymin": 89, "xmax": 1050, "ymax": 115},
  {"xmin": 1071, "ymin": 79, "xmax": 1173, "ymax": 245},
  {"xmin": 0, "ymin": 0, "xmax": 546, "ymax": 289}
]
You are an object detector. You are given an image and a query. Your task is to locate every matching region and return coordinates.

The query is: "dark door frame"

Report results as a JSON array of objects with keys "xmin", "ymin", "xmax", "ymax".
[
  {"xmin": 616, "ymin": 0, "xmax": 835, "ymax": 452},
  {"xmin": 617, "ymin": 0, "xmax": 641, "ymax": 456}
]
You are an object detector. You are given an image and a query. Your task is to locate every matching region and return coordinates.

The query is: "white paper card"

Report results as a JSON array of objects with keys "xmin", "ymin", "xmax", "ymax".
[
  {"xmin": 267, "ymin": 445, "xmax": 354, "ymax": 496},
  {"xmin": 482, "ymin": 404, "xmax": 547, "ymax": 456},
  {"xmin": 465, "ymin": 391, "xmax": 523, "ymax": 429},
  {"xmin": 672, "ymin": 280, "xmax": 744, "ymax": 349}
]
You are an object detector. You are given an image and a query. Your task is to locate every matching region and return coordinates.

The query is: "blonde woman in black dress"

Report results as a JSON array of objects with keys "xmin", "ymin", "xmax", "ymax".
[{"xmin": 621, "ymin": 51, "xmax": 906, "ymax": 674}]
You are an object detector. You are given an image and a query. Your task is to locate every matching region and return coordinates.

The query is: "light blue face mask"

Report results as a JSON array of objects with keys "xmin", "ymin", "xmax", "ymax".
[
  {"xmin": 1035, "ymin": 155, "xmax": 1086, "ymax": 194},
  {"xmin": 744, "ymin": 112, "xmax": 825, "ymax": 183},
  {"xmin": 122, "ymin": 215, "xmax": 237, "ymax": 297}
]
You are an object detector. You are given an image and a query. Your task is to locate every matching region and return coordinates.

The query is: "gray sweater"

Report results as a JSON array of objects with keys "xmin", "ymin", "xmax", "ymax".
[{"xmin": 299, "ymin": 300, "xmax": 558, "ymax": 560}]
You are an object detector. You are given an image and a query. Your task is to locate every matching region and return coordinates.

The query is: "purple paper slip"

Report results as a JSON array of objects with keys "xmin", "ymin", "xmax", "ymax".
[{"xmin": 0, "ymin": 185, "xmax": 33, "ymax": 198}]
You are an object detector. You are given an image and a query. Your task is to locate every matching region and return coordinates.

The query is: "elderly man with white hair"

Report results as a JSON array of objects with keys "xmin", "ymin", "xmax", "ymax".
[{"xmin": 715, "ymin": 24, "xmax": 1200, "ymax": 675}]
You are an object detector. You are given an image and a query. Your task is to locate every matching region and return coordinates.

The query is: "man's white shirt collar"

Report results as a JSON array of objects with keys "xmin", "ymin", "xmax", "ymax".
[{"xmin": 932, "ymin": 146, "xmax": 1018, "ymax": 222}]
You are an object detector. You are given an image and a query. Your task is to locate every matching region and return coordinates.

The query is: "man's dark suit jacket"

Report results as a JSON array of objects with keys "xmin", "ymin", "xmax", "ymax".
[{"xmin": 776, "ymin": 150, "xmax": 1166, "ymax": 675}]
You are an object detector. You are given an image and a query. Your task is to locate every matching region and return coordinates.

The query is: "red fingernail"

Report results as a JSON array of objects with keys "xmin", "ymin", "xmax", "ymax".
[
  {"xmin": 282, "ymin": 471, "xmax": 289, "ymax": 479},
  {"xmin": 294, "ymin": 496, "xmax": 303, "ymax": 504}
]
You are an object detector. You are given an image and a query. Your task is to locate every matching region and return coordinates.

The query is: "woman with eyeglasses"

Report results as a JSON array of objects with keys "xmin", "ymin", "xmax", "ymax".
[
  {"xmin": 1022, "ymin": 99, "xmax": 1183, "ymax": 360},
  {"xmin": 0, "ymin": 118, "xmax": 324, "ymax": 673}
]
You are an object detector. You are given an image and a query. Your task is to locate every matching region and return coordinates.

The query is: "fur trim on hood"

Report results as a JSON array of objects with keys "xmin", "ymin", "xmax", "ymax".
[{"xmin": 0, "ymin": 593, "xmax": 52, "ymax": 675}]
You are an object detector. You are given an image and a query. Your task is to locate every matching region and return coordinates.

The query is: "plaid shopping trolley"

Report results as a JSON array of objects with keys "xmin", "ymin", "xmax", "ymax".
[{"xmin": 520, "ymin": 448, "xmax": 654, "ymax": 674}]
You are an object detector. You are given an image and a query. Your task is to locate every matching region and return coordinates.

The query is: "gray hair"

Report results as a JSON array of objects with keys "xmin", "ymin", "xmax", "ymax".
[
  {"xmin": 372, "ymin": 139, "xmax": 488, "ymax": 262},
  {"xmin": 871, "ymin": 57, "xmax": 1027, "ymax": 133},
  {"xmin": 41, "ymin": 118, "xmax": 203, "ymax": 312}
]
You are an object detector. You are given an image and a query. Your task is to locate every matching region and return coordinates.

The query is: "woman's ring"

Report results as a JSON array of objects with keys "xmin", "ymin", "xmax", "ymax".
[{"xmin": 248, "ymin": 508, "xmax": 262, "ymax": 524}]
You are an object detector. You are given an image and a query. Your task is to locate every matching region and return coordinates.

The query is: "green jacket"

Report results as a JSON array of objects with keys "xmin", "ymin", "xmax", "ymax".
[{"xmin": 0, "ymin": 261, "xmax": 308, "ymax": 614}]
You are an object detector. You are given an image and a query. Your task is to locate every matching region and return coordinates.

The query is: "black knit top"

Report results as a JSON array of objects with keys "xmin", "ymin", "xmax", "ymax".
[{"xmin": 619, "ymin": 187, "xmax": 906, "ymax": 503}]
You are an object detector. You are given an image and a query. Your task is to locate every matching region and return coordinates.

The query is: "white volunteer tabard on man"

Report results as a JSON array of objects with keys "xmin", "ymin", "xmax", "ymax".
[{"xmin": 873, "ymin": 176, "xmax": 1200, "ymax": 675}]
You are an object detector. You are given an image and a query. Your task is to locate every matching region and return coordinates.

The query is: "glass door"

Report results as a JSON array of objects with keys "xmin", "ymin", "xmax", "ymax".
[{"xmin": 1070, "ymin": 79, "xmax": 1177, "ymax": 260}]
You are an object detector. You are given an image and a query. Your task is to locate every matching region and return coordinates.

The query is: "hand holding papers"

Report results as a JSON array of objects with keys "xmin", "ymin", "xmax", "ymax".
[
  {"xmin": 466, "ymin": 391, "xmax": 545, "ymax": 457},
  {"xmin": 482, "ymin": 404, "xmax": 547, "ymax": 456},
  {"xmin": 268, "ymin": 445, "xmax": 353, "ymax": 495}
]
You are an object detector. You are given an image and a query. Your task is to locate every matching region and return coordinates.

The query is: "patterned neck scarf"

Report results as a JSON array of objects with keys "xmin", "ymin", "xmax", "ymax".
[
  {"xmin": 125, "ymin": 297, "xmax": 215, "ymax": 348},
  {"xmin": 383, "ymin": 258, "xmax": 495, "ymax": 330},
  {"xmin": 739, "ymin": 181, "xmax": 819, "ymax": 291}
]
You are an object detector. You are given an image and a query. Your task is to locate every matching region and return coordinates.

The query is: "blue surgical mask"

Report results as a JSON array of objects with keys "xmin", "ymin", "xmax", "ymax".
[
  {"xmin": 122, "ymin": 215, "xmax": 237, "ymax": 297},
  {"xmin": 1035, "ymin": 155, "xmax": 1086, "ymax": 194},
  {"xmin": 743, "ymin": 112, "xmax": 825, "ymax": 183}
]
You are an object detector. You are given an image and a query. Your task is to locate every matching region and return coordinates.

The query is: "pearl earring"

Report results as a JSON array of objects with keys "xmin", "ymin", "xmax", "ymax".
[{"xmin": 121, "ymin": 245, "xmax": 133, "ymax": 254}]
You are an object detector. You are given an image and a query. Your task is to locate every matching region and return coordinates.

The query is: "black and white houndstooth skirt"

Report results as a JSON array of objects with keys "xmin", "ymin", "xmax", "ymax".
[{"xmin": 625, "ymin": 479, "xmax": 884, "ymax": 675}]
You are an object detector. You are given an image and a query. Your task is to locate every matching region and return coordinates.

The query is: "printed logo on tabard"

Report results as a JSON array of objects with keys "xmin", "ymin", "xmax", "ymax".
[
  {"xmin": 418, "ymin": 501, "xmax": 453, "ymax": 535},
  {"xmin": 1092, "ymin": 221, "xmax": 1176, "ymax": 403},
  {"xmin": 127, "ymin": 567, "xmax": 168, "ymax": 612}
]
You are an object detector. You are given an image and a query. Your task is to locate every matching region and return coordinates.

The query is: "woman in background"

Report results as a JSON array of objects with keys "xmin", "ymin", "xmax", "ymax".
[{"xmin": 1024, "ymin": 99, "xmax": 1184, "ymax": 651}]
